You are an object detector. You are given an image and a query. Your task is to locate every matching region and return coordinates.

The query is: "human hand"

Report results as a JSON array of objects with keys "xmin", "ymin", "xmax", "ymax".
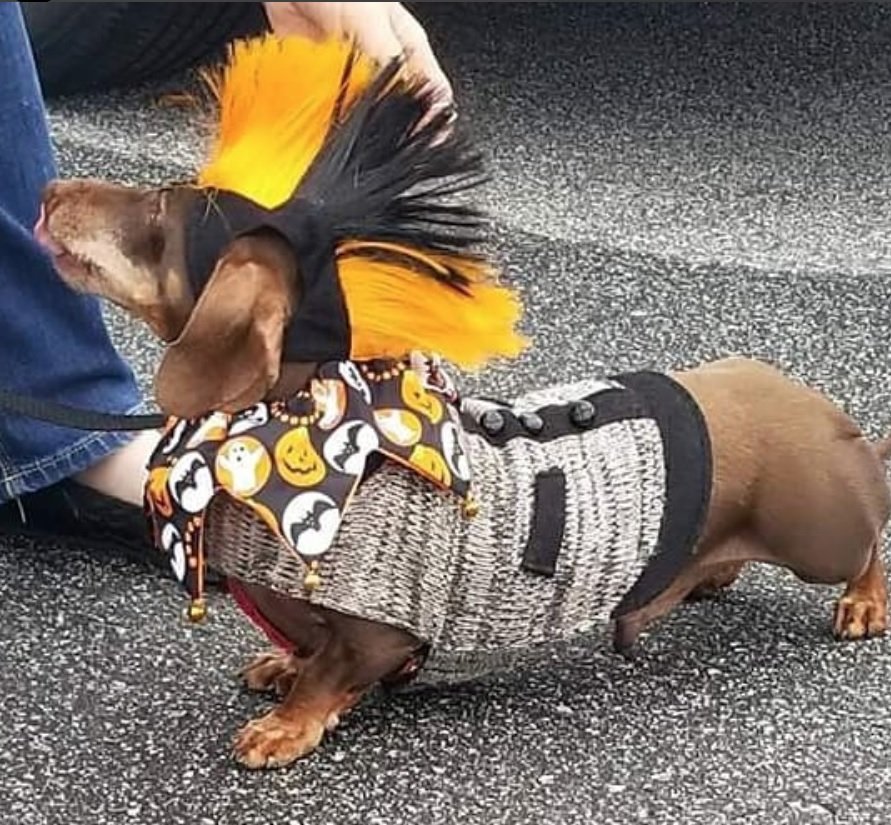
[{"xmin": 263, "ymin": 2, "xmax": 454, "ymax": 117}]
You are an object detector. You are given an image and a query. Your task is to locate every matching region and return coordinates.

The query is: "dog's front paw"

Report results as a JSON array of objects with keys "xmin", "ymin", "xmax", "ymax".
[
  {"xmin": 240, "ymin": 649, "xmax": 300, "ymax": 697},
  {"xmin": 234, "ymin": 710, "xmax": 325, "ymax": 769},
  {"xmin": 833, "ymin": 594, "xmax": 887, "ymax": 640}
]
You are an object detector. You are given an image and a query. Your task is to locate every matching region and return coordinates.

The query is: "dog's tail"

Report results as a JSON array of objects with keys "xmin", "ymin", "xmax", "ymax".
[{"xmin": 874, "ymin": 435, "xmax": 891, "ymax": 461}]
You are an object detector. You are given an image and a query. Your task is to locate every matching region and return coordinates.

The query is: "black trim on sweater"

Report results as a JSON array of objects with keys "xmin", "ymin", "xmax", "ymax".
[
  {"xmin": 522, "ymin": 469, "xmax": 568, "ymax": 577},
  {"xmin": 610, "ymin": 371, "xmax": 713, "ymax": 618}
]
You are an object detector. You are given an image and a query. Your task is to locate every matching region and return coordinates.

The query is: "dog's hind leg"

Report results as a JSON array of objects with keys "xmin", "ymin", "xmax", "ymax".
[
  {"xmin": 833, "ymin": 540, "xmax": 887, "ymax": 640},
  {"xmin": 616, "ymin": 517, "xmax": 889, "ymax": 654},
  {"xmin": 613, "ymin": 532, "xmax": 772, "ymax": 655},
  {"xmin": 685, "ymin": 561, "xmax": 746, "ymax": 601},
  {"xmin": 743, "ymin": 434, "xmax": 890, "ymax": 641}
]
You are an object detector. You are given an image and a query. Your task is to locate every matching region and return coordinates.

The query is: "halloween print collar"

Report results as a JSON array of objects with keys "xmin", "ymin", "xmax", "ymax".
[{"xmin": 144, "ymin": 356, "xmax": 476, "ymax": 619}]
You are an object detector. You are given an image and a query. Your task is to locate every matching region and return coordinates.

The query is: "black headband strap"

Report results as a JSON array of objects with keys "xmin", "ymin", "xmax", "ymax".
[{"xmin": 185, "ymin": 190, "xmax": 351, "ymax": 362}]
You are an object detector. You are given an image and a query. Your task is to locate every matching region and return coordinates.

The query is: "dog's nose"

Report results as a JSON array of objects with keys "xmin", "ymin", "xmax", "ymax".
[
  {"xmin": 33, "ymin": 203, "xmax": 47, "ymax": 236},
  {"xmin": 33, "ymin": 194, "xmax": 66, "ymax": 256},
  {"xmin": 33, "ymin": 203, "xmax": 57, "ymax": 250}
]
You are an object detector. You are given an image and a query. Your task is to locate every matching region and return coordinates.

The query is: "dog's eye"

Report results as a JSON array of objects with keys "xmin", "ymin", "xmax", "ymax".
[
  {"xmin": 148, "ymin": 192, "xmax": 168, "ymax": 257},
  {"xmin": 147, "ymin": 227, "xmax": 166, "ymax": 260},
  {"xmin": 131, "ymin": 191, "xmax": 167, "ymax": 261}
]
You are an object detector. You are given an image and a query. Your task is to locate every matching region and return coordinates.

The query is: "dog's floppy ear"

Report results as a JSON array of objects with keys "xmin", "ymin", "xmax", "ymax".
[{"xmin": 155, "ymin": 235, "xmax": 295, "ymax": 419}]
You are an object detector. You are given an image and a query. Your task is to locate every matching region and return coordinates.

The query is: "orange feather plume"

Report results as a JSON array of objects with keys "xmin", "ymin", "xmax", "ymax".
[
  {"xmin": 197, "ymin": 35, "xmax": 374, "ymax": 208},
  {"xmin": 195, "ymin": 34, "xmax": 527, "ymax": 370}
]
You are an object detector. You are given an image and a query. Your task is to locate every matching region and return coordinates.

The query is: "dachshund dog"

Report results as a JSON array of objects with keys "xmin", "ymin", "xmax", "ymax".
[{"xmin": 34, "ymin": 35, "xmax": 890, "ymax": 769}]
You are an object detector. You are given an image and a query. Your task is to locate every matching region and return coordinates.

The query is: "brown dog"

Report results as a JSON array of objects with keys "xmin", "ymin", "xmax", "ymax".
[{"xmin": 34, "ymin": 175, "xmax": 891, "ymax": 770}]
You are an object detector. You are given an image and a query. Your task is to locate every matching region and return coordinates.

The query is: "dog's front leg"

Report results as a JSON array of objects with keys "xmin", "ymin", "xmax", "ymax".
[
  {"xmin": 234, "ymin": 632, "xmax": 363, "ymax": 769},
  {"xmin": 240, "ymin": 648, "xmax": 302, "ymax": 697},
  {"xmin": 233, "ymin": 610, "xmax": 419, "ymax": 769}
]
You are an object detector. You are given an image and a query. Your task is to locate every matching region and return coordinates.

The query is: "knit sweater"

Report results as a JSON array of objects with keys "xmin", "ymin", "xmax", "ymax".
[{"xmin": 146, "ymin": 362, "xmax": 712, "ymax": 686}]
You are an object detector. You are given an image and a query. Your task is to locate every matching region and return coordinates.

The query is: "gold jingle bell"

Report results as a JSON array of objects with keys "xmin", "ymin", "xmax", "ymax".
[
  {"xmin": 303, "ymin": 561, "xmax": 322, "ymax": 593},
  {"xmin": 462, "ymin": 493, "xmax": 480, "ymax": 518},
  {"xmin": 185, "ymin": 598, "xmax": 207, "ymax": 624}
]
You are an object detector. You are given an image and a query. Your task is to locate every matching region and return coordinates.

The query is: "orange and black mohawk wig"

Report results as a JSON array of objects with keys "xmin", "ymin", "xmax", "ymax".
[{"xmin": 186, "ymin": 34, "xmax": 526, "ymax": 369}]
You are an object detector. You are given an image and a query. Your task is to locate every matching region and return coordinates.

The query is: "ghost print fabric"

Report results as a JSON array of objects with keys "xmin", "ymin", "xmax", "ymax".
[{"xmin": 145, "ymin": 359, "xmax": 473, "ymax": 599}]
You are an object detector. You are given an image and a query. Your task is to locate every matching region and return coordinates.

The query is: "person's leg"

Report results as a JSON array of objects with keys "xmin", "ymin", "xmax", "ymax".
[{"xmin": 0, "ymin": 2, "xmax": 155, "ymax": 507}]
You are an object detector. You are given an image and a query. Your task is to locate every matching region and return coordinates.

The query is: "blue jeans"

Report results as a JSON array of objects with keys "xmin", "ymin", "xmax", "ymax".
[{"xmin": 0, "ymin": 2, "xmax": 143, "ymax": 502}]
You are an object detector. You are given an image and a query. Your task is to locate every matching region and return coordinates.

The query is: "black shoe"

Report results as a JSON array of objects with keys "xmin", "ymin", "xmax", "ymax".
[{"xmin": 0, "ymin": 478, "xmax": 223, "ymax": 586}]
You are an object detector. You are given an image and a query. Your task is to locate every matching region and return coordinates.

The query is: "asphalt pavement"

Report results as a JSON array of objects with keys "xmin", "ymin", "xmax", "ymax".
[{"xmin": 3, "ymin": 4, "xmax": 891, "ymax": 824}]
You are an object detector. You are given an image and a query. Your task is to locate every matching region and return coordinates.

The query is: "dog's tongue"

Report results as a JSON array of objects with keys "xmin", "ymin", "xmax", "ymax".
[{"xmin": 33, "ymin": 205, "xmax": 66, "ymax": 256}]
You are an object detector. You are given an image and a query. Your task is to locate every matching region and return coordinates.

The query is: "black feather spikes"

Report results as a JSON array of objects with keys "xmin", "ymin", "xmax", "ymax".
[{"xmin": 293, "ymin": 53, "xmax": 492, "ymax": 291}]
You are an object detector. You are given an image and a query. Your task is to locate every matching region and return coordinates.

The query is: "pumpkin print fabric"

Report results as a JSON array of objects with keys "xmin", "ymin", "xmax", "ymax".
[{"xmin": 144, "ymin": 359, "xmax": 473, "ymax": 602}]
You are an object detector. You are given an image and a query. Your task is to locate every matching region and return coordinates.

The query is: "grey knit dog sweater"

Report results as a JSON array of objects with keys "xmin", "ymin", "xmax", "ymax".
[{"xmin": 187, "ymin": 367, "xmax": 712, "ymax": 686}]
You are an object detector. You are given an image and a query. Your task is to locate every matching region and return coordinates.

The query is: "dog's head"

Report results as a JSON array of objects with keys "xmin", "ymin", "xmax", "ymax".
[
  {"xmin": 37, "ymin": 178, "xmax": 299, "ymax": 418},
  {"xmin": 36, "ymin": 34, "xmax": 527, "ymax": 419}
]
